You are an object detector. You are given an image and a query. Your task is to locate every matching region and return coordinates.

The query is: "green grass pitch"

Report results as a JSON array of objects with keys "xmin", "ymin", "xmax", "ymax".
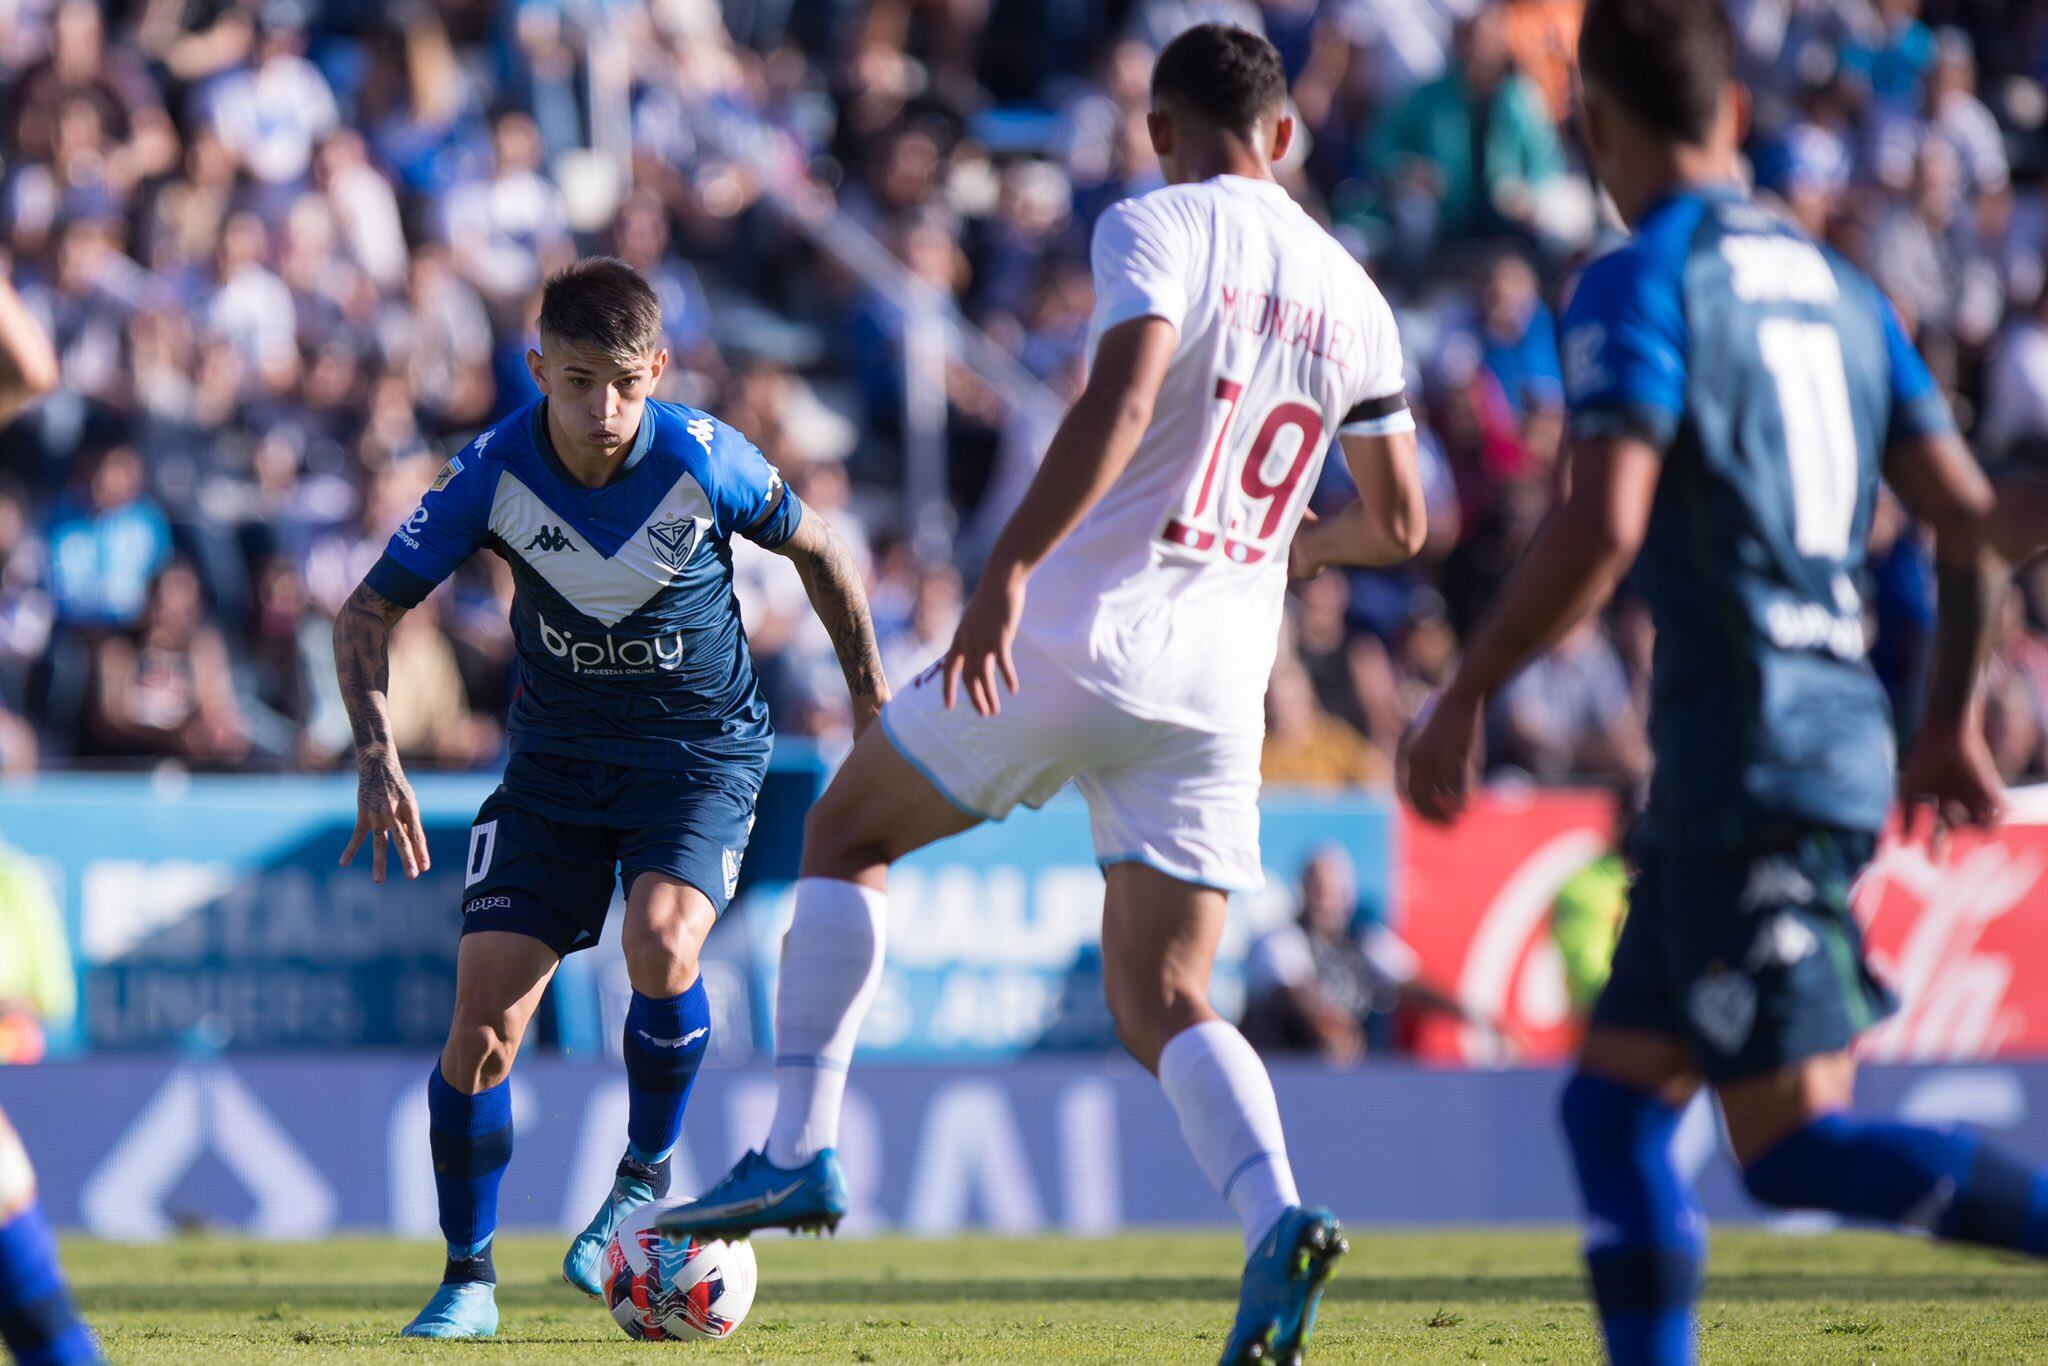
[{"xmin": 63, "ymin": 1228, "xmax": 2048, "ymax": 1362}]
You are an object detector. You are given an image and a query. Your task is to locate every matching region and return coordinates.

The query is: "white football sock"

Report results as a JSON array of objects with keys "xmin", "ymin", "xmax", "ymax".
[
  {"xmin": 764, "ymin": 877, "xmax": 888, "ymax": 1169},
  {"xmin": 1157, "ymin": 1020, "xmax": 1302, "ymax": 1255}
]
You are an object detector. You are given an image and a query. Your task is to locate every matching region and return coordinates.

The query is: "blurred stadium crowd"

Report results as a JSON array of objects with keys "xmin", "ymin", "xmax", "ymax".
[{"xmin": 0, "ymin": 0, "xmax": 2046, "ymax": 786}]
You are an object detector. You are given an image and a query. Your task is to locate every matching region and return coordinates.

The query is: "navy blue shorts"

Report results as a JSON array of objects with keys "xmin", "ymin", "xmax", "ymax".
[
  {"xmin": 458, "ymin": 750, "xmax": 759, "ymax": 957},
  {"xmin": 1589, "ymin": 826, "xmax": 1894, "ymax": 1083}
]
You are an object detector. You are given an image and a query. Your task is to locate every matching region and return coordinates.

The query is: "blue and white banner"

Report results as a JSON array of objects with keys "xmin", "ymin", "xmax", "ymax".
[
  {"xmin": 0, "ymin": 769, "xmax": 1392, "ymax": 1060},
  {"xmin": 3, "ymin": 1058, "xmax": 2042, "ymax": 1236}
]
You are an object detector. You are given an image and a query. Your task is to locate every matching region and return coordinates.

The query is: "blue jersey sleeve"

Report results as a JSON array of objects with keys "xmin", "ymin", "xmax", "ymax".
[
  {"xmin": 1877, "ymin": 290, "xmax": 1957, "ymax": 446},
  {"xmin": 364, "ymin": 450, "xmax": 495, "ymax": 606},
  {"xmin": 1559, "ymin": 246, "xmax": 1689, "ymax": 450},
  {"xmin": 706, "ymin": 423, "xmax": 804, "ymax": 549}
]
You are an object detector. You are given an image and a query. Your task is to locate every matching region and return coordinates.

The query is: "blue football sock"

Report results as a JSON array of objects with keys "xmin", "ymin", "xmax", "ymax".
[
  {"xmin": 427, "ymin": 1067, "xmax": 512, "ymax": 1280},
  {"xmin": 1560, "ymin": 1073, "xmax": 1705, "ymax": 1366},
  {"xmin": 622, "ymin": 980, "xmax": 710, "ymax": 1164},
  {"xmin": 1743, "ymin": 1113, "xmax": 2048, "ymax": 1253},
  {"xmin": 0, "ymin": 1200, "xmax": 101, "ymax": 1366}
]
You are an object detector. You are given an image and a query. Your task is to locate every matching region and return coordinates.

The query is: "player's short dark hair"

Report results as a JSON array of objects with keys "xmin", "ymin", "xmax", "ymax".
[
  {"xmin": 1578, "ymin": 0, "xmax": 1734, "ymax": 144},
  {"xmin": 1151, "ymin": 23, "xmax": 1288, "ymax": 133},
  {"xmin": 539, "ymin": 256, "xmax": 663, "ymax": 362}
]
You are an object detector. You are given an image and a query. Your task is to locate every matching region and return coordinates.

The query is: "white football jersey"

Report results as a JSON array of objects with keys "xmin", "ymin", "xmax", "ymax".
[{"xmin": 1022, "ymin": 174, "xmax": 1412, "ymax": 734}]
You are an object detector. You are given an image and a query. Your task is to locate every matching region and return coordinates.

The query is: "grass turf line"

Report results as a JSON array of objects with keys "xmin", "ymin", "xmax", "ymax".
[{"xmin": 62, "ymin": 1228, "xmax": 2048, "ymax": 1362}]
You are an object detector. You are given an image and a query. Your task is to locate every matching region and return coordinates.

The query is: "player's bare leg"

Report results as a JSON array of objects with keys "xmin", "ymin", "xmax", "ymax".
[
  {"xmin": 564, "ymin": 875, "xmax": 717, "ymax": 1295},
  {"xmin": 1101, "ymin": 864, "xmax": 1342, "ymax": 1365},
  {"xmin": 402, "ymin": 931, "xmax": 558, "ymax": 1339},
  {"xmin": 658, "ymin": 725, "xmax": 976, "ymax": 1239}
]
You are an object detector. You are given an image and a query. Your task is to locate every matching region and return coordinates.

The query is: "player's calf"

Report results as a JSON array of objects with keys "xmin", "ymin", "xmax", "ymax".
[
  {"xmin": 1559, "ymin": 1071, "xmax": 1706, "ymax": 1366},
  {"xmin": 1740, "ymin": 1113, "xmax": 2048, "ymax": 1253},
  {"xmin": 0, "ymin": 1114, "xmax": 102, "ymax": 1365}
]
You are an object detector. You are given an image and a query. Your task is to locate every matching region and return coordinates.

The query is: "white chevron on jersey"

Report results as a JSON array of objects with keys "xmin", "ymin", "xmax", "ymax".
[{"xmin": 488, "ymin": 471, "xmax": 715, "ymax": 627}]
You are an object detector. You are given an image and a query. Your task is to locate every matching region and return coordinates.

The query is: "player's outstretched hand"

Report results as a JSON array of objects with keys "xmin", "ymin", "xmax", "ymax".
[
  {"xmin": 942, "ymin": 568, "xmax": 1024, "ymax": 716},
  {"xmin": 342, "ymin": 746, "xmax": 430, "ymax": 884},
  {"xmin": 1401, "ymin": 686, "xmax": 1482, "ymax": 825},
  {"xmin": 1898, "ymin": 721, "xmax": 2006, "ymax": 855}
]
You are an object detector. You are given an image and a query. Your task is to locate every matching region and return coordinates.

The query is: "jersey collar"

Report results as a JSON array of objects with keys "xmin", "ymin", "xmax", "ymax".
[
  {"xmin": 1639, "ymin": 180, "xmax": 1748, "ymax": 227},
  {"xmin": 530, "ymin": 399, "xmax": 657, "ymax": 490}
]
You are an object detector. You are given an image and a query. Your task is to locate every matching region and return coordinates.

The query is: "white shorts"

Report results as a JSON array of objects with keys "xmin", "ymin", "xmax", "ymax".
[{"xmin": 879, "ymin": 640, "xmax": 1264, "ymax": 893}]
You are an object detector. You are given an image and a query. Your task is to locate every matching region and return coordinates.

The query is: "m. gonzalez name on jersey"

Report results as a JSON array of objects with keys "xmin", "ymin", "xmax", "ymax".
[{"xmin": 366, "ymin": 397, "xmax": 802, "ymax": 776}]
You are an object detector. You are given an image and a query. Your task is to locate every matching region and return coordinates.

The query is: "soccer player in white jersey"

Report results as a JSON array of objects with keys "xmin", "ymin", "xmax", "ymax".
[{"xmin": 662, "ymin": 24, "xmax": 1424, "ymax": 1363}]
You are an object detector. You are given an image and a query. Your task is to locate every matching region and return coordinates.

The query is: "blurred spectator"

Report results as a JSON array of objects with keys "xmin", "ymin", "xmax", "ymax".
[
  {"xmin": 1242, "ymin": 844, "xmax": 1505, "ymax": 1062},
  {"xmin": 81, "ymin": 560, "xmax": 249, "ymax": 765},
  {"xmin": 1487, "ymin": 613, "xmax": 1648, "ymax": 786},
  {"xmin": 202, "ymin": 14, "xmax": 339, "ymax": 190},
  {"xmin": 1365, "ymin": 9, "xmax": 1568, "ymax": 276},
  {"xmin": 46, "ymin": 444, "xmax": 170, "ymax": 630},
  {"xmin": 443, "ymin": 109, "xmax": 572, "ymax": 320},
  {"xmin": 1986, "ymin": 591, "xmax": 2048, "ymax": 781},
  {"xmin": 385, "ymin": 598, "xmax": 500, "ymax": 769},
  {"xmin": 1262, "ymin": 656, "xmax": 1387, "ymax": 789}
]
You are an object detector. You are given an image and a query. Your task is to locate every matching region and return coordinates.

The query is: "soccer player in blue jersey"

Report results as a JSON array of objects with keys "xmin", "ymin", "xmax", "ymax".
[
  {"xmin": 0, "ymin": 280, "xmax": 99, "ymax": 1366},
  {"xmin": 1406, "ymin": 3, "xmax": 2048, "ymax": 1362},
  {"xmin": 333, "ymin": 258, "xmax": 888, "ymax": 1339}
]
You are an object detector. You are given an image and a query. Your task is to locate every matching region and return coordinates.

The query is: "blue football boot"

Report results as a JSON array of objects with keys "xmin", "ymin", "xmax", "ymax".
[
  {"xmin": 653, "ymin": 1148, "xmax": 848, "ymax": 1239},
  {"xmin": 399, "ymin": 1281, "xmax": 499, "ymax": 1339},
  {"xmin": 1219, "ymin": 1206, "xmax": 1348, "ymax": 1365},
  {"xmin": 563, "ymin": 1149, "xmax": 671, "ymax": 1297}
]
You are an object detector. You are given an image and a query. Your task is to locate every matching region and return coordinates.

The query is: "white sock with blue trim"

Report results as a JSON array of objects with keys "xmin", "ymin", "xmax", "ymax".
[
  {"xmin": 765, "ymin": 877, "xmax": 888, "ymax": 1169},
  {"xmin": 1158, "ymin": 1020, "xmax": 1301, "ymax": 1255}
]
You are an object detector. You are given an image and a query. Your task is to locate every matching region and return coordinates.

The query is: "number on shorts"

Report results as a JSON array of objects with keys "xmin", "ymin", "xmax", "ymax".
[
  {"xmin": 465, "ymin": 820, "xmax": 498, "ymax": 888},
  {"xmin": 1161, "ymin": 378, "xmax": 1326, "ymax": 565}
]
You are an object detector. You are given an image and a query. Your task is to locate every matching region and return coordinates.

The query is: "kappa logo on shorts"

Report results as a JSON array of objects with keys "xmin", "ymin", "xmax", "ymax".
[
  {"xmin": 722, "ymin": 845, "xmax": 742, "ymax": 900},
  {"xmin": 1688, "ymin": 971, "xmax": 1758, "ymax": 1054},
  {"xmin": 463, "ymin": 895, "xmax": 512, "ymax": 916},
  {"xmin": 1738, "ymin": 856, "xmax": 1817, "ymax": 913}
]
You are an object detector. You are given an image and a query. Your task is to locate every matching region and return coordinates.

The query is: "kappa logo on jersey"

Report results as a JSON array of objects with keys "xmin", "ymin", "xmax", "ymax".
[
  {"xmin": 472, "ymin": 427, "xmax": 494, "ymax": 455},
  {"xmin": 688, "ymin": 416, "xmax": 716, "ymax": 452},
  {"xmin": 524, "ymin": 525, "xmax": 578, "ymax": 554},
  {"xmin": 647, "ymin": 517, "xmax": 702, "ymax": 572},
  {"xmin": 431, "ymin": 455, "xmax": 464, "ymax": 492}
]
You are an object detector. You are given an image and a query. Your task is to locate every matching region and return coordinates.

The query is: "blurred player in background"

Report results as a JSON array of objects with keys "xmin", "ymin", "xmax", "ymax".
[
  {"xmin": 333, "ymin": 259, "xmax": 886, "ymax": 1338},
  {"xmin": 0, "ymin": 276, "xmax": 99, "ymax": 1366},
  {"xmin": 1406, "ymin": 3, "xmax": 2048, "ymax": 1363},
  {"xmin": 661, "ymin": 24, "xmax": 1424, "ymax": 1364}
]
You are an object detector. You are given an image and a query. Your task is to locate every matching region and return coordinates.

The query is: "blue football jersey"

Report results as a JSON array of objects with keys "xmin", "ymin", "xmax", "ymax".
[
  {"xmin": 365, "ymin": 397, "xmax": 803, "ymax": 778},
  {"xmin": 1560, "ymin": 187, "xmax": 1955, "ymax": 845}
]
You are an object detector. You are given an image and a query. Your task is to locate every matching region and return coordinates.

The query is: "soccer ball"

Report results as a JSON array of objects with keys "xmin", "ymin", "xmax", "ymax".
[{"xmin": 602, "ymin": 1199, "xmax": 758, "ymax": 1342}]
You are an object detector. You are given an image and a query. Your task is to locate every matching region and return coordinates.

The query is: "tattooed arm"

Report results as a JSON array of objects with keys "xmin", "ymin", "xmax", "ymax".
[
  {"xmin": 334, "ymin": 581, "xmax": 431, "ymax": 882},
  {"xmin": 772, "ymin": 506, "xmax": 891, "ymax": 736}
]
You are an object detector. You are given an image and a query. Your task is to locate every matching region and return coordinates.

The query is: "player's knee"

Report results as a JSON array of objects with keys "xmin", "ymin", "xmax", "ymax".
[
  {"xmin": 800, "ymin": 797, "xmax": 885, "ymax": 878},
  {"xmin": 622, "ymin": 912, "xmax": 707, "ymax": 997},
  {"xmin": 444, "ymin": 1009, "xmax": 522, "ymax": 1091},
  {"xmin": 1104, "ymin": 964, "xmax": 1208, "ymax": 1069}
]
